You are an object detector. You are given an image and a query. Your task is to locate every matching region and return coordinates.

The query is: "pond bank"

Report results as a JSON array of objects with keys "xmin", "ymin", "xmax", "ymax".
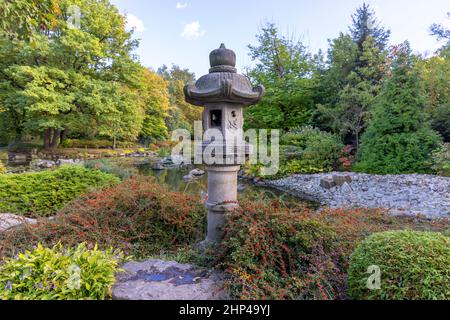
[{"xmin": 263, "ymin": 172, "xmax": 450, "ymax": 219}]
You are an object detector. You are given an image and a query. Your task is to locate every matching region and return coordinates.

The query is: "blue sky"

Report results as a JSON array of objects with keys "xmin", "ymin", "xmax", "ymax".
[{"xmin": 110, "ymin": 0, "xmax": 449, "ymax": 77}]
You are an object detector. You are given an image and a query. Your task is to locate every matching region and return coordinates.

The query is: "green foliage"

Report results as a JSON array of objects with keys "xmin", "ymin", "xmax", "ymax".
[
  {"xmin": 281, "ymin": 126, "xmax": 343, "ymax": 174},
  {"xmin": 0, "ymin": 177, "xmax": 206, "ymax": 260},
  {"xmin": 431, "ymin": 143, "xmax": 450, "ymax": 177},
  {"xmin": 430, "ymin": 12, "xmax": 450, "ymax": 43},
  {"xmin": 61, "ymin": 138, "xmax": 113, "ymax": 149},
  {"xmin": 0, "ymin": 243, "xmax": 127, "ymax": 300},
  {"xmin": 245, "ymin": 126, "xmax": 343, "ymax": 178},
  {"xmin": 355, "ymin": 43, "xmax": 443, "ymax": 174},
  {"xmin": 245, "ymin": 22, "xmax": 317, "ymax": 130},
  {"xmin": 0, "ymin": 162, "xmax": 6, "ymax": 174},
  {"xmin": 349, "ymin": 3, "xmax": 391, "ymax": 51},
  {"xmin": 0, "ymin": 0, "xmax": 60, "ymax": 40},
  {"xmin": 314, "ymin": 36, "xmax": 387, "ymax": 147},
  {"xmin": 0, "ymin": 0, "xmax": 169, "ymax": 148},
  {"xmin": 158, "ymin": 64, "xmax": 200, "ymax": 132},
  {"xmin": 0, "ymin": 166, "xmax": 120, "ymax": 217},
  {"xmin": 84, "ymin": 158, "xmax": 136, "ymax": 180},
  {"xmin": 418, "ymin": 47, "xmax": 450, "ymax": 142},
  {"xmin": 61, "ymin": 138, "xmax": 140, "ymax": 149},
  {"xmin": 348, "ymin": 231, "xmax": 450, "ymax": 300}
]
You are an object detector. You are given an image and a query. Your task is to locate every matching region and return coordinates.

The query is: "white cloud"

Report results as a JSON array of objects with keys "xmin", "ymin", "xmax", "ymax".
[
  {"xmin": 181, "ymin": 21, "xmax": 206, "ymax": 40},
  {"xmin": 176, "ymin": 2, "xmax": 190, "ymax": 10},
  {"xmin": 125, "ymin": 13, "xmax": 145, "ymax": 33}
]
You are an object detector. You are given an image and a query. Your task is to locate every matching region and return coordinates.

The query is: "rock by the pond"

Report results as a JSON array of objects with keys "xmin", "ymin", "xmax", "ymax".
[
  {"xmin": 190, "ymin": 168, "xmax": 205, "ymax": 177},
  {"xmin": 0, "ymin": 214, "xmax": 37, "ymax": 232},
  {"xmin": 152, "ymin": 156, "xmax": 186, "ymax": 171},
  {"xmin": 55, "ymin": 159, "xmax": 83, "ymax": 166},
  {"xmin": 266, "ymin": 172, "xmax": 450, "ymax": 219},
  {"xmin": 151, "ymin": 162, "xmax": 165, "ymax": 171},
  {"xmin": 112, "ymin": 260, "xmax": 227, "ymax": 300},
  {"xmin": 31, "ymin": 159, "xmax": 56, "ymax": 169},
  {"xmin": 183, "ymin": 169, "xmax": 205, "ymax": 181}
]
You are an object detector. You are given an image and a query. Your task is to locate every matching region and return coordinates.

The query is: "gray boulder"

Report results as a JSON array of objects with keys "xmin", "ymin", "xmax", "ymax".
[
  {"xmin": 0, "ymin": 214, "xmax": 37, "ymax": 232},
  {"xmin": 56, "ymin": 159, "xmax": 83, "ymax": 166},
  {"xmin": 190, "ymin": 168, "xmax": 205, "ymax": 177},
  {"xmin": 31, "ymin": 159, "xmax": 56, "ymax": 169}
]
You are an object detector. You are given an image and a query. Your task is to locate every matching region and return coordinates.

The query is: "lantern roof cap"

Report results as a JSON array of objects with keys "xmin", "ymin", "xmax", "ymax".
[
  {"xmin": 209, "ymin": 43, "xmax": 237, "ymax": 73},
  {"xmin": 184, "ymin": 44, "xmax": 265, "ymax": 107}
]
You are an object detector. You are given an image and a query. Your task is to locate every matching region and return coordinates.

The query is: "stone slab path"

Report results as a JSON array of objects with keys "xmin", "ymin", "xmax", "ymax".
[{"xmin": 112, "ymin": 260, "xmax": 228, "ymax": 300}]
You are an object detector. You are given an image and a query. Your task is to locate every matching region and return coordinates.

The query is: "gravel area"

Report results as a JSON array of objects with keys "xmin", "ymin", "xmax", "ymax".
[{"xmin": 265, "ymin": 172, "xmax": 450, "ymax": 219}]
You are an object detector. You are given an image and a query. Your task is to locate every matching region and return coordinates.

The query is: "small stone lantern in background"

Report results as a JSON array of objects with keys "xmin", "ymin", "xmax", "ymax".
[{"xmin": 184, "ymin": 44, "xmax": 265, "ymax": 243}]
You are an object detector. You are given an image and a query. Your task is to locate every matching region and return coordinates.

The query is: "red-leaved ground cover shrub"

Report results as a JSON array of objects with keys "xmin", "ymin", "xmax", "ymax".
[
  {"xmin": 0, "ymin": 177, "xmax": 206, "ymax": 259},
  {"xmin": 1, "ymin": 177, "xmax": 448, "ymax": 301},
  {"xmin": 213, "ymin": 199, "xmax": 449, "ymax": 300}
]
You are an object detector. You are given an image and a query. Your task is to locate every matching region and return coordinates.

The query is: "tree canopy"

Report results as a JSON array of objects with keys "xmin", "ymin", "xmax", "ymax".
[{"xmin": 0, "ymin": 0, "xmax": 176, "ymax": 148}]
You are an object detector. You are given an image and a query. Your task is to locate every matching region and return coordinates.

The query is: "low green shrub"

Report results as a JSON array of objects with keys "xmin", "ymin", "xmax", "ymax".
[
  {"xmin": 354, "ymin": 129, "xmax": 442, "ymax": 174},
  {"xmin": 7, "ymin": 142, "xmax": 41, "ymax": 153},
  {"xmin": 0, "ymin": 166, "xmax": 120, "ymax": 217},
  {"xmin": 431, "ymin": 143, "xmax": 450, "ymax": 177},
  {"xmin": 61, "ymin": 139, "xmax": 139, "ymax": 149},
  {"xmin": 84, "ymin": 159, "xmax": 137, "ymax": 180},
  {"xmin": 0, "ymin": 243, "xmax": 127, "ymax": 300},
  {"xmin": 249, "ymin": 126, "xmax": 343, "ymax": 178},
  {"xmin": 0, "ymin": 177, "xmax": 206, "ymax": 260},
  {"xmin": 348, "ymin": 230, "xmax": 450, "ymax": 300},
  {"xmin": 245, "ymin": 127, "xmax": 343, "ymax": 179},
  {"xmin": 61, "ymin": 138, "xmax": 113, "ymax": 149}
]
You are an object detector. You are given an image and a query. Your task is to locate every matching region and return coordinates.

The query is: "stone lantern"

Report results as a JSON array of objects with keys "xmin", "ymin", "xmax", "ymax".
[{"xmin": 184, "ymin": 44, "xmax": 265, "ymax": 243}]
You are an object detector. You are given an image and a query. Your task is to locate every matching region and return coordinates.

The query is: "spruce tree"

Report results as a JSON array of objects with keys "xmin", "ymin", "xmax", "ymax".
[
  {"xmin": 355, "ymin": 43, "xmax": 443, "ymax": 174},
  {"xmin": 349, "ymin": 2, "xmax": 391, "ymax": 52}
]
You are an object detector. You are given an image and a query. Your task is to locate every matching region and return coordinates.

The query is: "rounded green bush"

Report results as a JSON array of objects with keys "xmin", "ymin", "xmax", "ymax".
[{"xmin": 348, "ymin": 230, "xmax": 450, "ymax": 300}]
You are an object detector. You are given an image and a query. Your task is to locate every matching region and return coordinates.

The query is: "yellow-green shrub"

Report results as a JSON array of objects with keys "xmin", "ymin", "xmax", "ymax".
[
  {"xmin": 0, "ymin": 166, "xmax": 120, "ymax": 217},
  {"xmin": 0, "ymin": 243, "xmax": 127, "ymax": 300},
  {"xmin": 0, "ymin": 162, "xmax": 6, "ymax": 174},
  {"xmin": 348, "ymin": 230, "xmax": 450, "ymax": 300}
]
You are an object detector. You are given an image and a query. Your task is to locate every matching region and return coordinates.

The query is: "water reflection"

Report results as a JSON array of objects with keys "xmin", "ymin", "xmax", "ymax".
[{"xmin": 137, "ymin": 163, "xmax": 301, "ymax": 205}]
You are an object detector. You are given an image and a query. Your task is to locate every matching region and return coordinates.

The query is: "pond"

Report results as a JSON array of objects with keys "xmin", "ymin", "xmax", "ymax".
[
  {"xmin": 136, "ymin": 161, "xmax": 303, "ymax": 205},
  {"xmin": 0, "ymin": 152, "xmax": 310, "ymax": 207}
]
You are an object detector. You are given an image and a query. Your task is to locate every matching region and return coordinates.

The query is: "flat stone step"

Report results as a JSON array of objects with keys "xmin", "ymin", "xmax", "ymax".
[{"xmin": 112, "ymin": 260, "xmax": 228, "ymax": 300}]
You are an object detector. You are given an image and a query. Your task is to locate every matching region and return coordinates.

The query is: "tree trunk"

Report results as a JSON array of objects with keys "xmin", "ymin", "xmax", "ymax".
[
  {"xmin": 43, "ymin": 129, "xmax": 51, "ymax": 149},
  {"xmin": 112, "ymin": 136, "xmax": 117, "ymax": 150},
  {"xmin": 60, "ymin": 130, "xmax": 68, "ymax": 146},
  {"xmin": 50, "ymin": 129, "xmax": 61, "ymax": 149}
]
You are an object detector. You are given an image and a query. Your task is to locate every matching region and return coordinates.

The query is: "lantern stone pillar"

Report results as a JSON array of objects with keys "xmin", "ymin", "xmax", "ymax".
[{"xmin": 184, "ymin": 44, "xmax": 265, "ymax": 243}]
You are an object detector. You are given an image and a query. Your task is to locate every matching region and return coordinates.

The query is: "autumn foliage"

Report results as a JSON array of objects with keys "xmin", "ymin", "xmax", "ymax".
[
  {"xmin": 0, "ymin": 177, "xmax": 206, "ymax": 259},
  {"xmin": 214, "ymin": 200, "xmax": 449, "ymax": 300}
]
